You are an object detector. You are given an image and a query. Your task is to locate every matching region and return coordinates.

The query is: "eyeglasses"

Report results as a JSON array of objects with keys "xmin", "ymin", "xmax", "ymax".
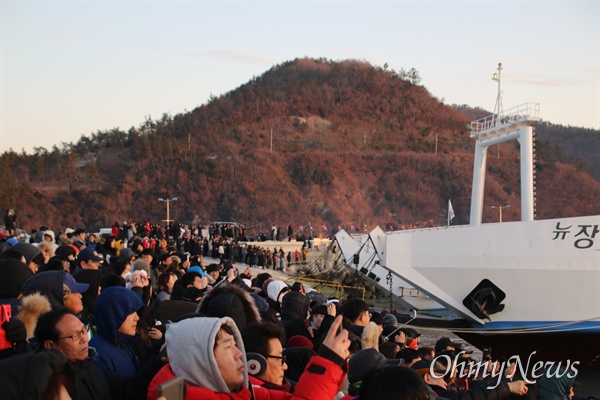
[
  {"xmin": 58, "ymin": 325, "xmax": 88, "ymax": 342},
  {"xmin": 265, "ymin": 354, "xmax": 287, "ymax": 365}
]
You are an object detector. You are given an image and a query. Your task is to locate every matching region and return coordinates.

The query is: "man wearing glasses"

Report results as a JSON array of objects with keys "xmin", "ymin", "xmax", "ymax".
[
  {"xmin": 241, "ymin": 321, "xmax": 291, "ymax": 391},
  {"xmin": 147, "ymin": 315, "xmax": 349, "ymax": 400},
  {"xmin": 34, "ymin": 309, "xmax": 162, "ymax": 399},
  {"xmin": 36, "ymin": 310, "xmax": 90, "ymax": 362}
]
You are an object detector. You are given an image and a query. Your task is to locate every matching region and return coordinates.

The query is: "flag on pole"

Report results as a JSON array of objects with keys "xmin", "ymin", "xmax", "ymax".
[{"xmin": 448, "ymin": 199, "xmax": 456, "ymax": 226}]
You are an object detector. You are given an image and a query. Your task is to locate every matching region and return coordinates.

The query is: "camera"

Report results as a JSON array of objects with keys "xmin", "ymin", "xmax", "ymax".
[{"xmin": 482, "ymin": 347, "xmax": 492, "ymax": 361}]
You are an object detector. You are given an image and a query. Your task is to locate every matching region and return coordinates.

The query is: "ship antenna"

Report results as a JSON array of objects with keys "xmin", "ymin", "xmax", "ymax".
[{"xmin": 492, "ymin": 63, "xmax": 503, "ymax": 126}]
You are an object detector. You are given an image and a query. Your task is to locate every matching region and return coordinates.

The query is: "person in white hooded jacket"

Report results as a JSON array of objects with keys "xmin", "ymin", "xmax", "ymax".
[{"xmin": 147, "ymin": 315, "xmax": 350, "ymax": 400}]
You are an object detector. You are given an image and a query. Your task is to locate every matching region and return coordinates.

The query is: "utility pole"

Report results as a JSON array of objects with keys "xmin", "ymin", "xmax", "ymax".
[
  {"xmin": 158, "ymin": 197, "xmax": 179, "ymax": 224},
  {"xmin": 490, "ymin": 205, "xmax": 510, "ymax": 223}
]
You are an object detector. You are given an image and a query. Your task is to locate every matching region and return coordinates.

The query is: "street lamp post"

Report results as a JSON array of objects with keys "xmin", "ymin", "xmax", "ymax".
[
  {"xmin": 158, "ymin": 197, "xmax": 178, "ymax": 224},
  {"xmin": 490, "ymin": 205, "xmax": 510, "ymax": 223}
]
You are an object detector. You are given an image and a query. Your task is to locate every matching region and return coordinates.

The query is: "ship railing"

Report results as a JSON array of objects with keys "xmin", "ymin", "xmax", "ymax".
[{"xmin": 469, "ymin": 102, "xmax": 540, "ymax": 133}]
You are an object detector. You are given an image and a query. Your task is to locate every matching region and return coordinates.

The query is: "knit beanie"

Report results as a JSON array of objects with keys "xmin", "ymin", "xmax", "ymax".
[{"xmin": 287, "ymin": 335, "xmax": 314, "ymax": 349}]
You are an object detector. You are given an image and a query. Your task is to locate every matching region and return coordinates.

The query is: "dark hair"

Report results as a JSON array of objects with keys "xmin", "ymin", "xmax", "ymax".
[
  {"xmin": 111, "ymin": 259, "xmax": 129, "ymax": 276},
  {"xmin": 31, "ymin": 252, "xmax": 46, "ymax": 267},
  {"xmin": 180, "ymin": 271, "xmax": 201, "ymax": 288},
  {"xmin": 101, "ymin": 272, "xmax": 126, "ymax": 289},
  {"xmin": 418, "ymin": 346, "xmax": 435, "ymax": 360},
  {"xmin": 370, "ymin": 311, "xmax": 384, "ymax": 326},
  {"xmin": 253, "ymin": 273, "xmax": 272, "ymax": 292},
  {"xmin": 241, "ymin": 322, "xmax": 284, "ymax": 357},
  {"xmin": 44, "ymin": 257, "xmax": 66, "ymax": 271},
  {"xmin": 342, "ymin": 298, "xmax": 370, "ymax": 323},
  {"xmin": 157, "ymin": 272, "xmax": 175, "ymax": 292},
  {"xmin": 379, "ymin": 341, "xmax": 400, "ymax": 359},
  {"xmin": 214, "ymin": 323, "xmax": 236, "ymax": 350},
  {"xmin": 348, "ymin": 332, "xmax": 363, "ymax": 355},
  {"xmin": 164, "ymin": 262, "xmax": 181, "ymax": 275},
  {"xmin": 35, "ymin": 309, "xmax": 72, "ymax": 343},
  {"xmin": 291, "ymin": 282, "xmax": 304, "ymax": 292},
  {"xmin": 398, "ymin": 348, "xmax": 421, "ymax": 364},
  {"xmin": 141, "ymin": 248, "xmax": 154, "ymax": 256},
  {"xmin": 383, "ymin": 325, "xmax": 404, "ymax": 342},
  {"xmin": 359, "ymin": 366, "xmax": 430, "ymax": 400},
  {"xmin": 104, "ymin": 236, "xmax": 116, "ymax": 248}
]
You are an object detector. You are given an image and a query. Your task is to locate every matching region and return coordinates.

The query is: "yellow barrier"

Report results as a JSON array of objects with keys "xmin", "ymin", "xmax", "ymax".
[{"xmin": 282, "ymin": 276, "xmax": 366, "ymax": 300}]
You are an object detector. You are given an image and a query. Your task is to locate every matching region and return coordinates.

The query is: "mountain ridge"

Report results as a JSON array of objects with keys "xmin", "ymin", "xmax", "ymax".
[{"xmin": 1, "ymin": 58, "xmax": 598, "ymax": 232}]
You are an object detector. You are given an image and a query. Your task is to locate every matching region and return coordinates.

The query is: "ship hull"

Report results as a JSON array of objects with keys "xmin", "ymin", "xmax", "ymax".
[
  {"xmin": 377, "ymin": 215, "xmax": 600, "ymax": 325},
  {"xmin": 453, "ymin": 329, "xmax": 600, "ymax": 366}
]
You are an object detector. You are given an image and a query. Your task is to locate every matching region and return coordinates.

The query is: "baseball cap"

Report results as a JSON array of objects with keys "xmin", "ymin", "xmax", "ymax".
[
  {"xmin": 411, "ymin": 359, "xmax": 448, "ymax": 376},
  {"xmin": 188, "ymin": 266, "xmax": 207, "ymax": 278},
  {"xmin": 435, "ymin": 337, "xmax": 460, "ymax": 353},
  {"xmin": 63, "ymin": 272, "xmax": 89, "ymax": 293},
  {"xmin": 77, "ymin": 248, "xmax": 104, "ymax": 263},
  {"xmin": 403, "ymin": 327, "xmax": 421, "ymax": 338},
  {"xmin": 348, "ymin": 348, "xmax": 404, "ymax": 384},
  {"xmin": 55, "ymin": 245, "xmax": 77, "ymax": 260}
]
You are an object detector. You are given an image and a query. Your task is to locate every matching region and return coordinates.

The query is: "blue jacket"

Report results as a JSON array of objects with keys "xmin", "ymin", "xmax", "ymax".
[{"xmin": 90, "ymin": 286, "xmax": 143, "ymax": 377}]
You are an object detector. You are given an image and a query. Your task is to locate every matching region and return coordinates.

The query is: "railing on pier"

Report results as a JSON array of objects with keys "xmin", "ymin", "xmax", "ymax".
[{"xmin": 282, "ymin": 276, "xmax": 366, "ymax": 300}]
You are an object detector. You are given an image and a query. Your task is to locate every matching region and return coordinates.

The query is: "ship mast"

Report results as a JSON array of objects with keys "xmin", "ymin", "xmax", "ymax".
[
  {"xmin": 467, "ymin": 64, "xmax": 540, "ymax": 226},
  {"xmin": 492, "ymin": 63, "xmax": 503, "ymax": 126}
]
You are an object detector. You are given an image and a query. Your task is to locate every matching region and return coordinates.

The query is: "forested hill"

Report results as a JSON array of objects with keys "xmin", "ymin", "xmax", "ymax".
[{"xmin": 1, "ymin": 58, "xmax": 599, "ymax": 232}]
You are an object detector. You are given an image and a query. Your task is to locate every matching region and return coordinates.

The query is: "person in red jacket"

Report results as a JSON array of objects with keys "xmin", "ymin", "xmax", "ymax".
[{"xmin": 147, "ymin": 315, "xmax": 350, "ymax": 400}]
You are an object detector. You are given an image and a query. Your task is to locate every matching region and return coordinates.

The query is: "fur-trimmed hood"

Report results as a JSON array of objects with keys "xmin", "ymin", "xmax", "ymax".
[
  {"xmin": 196, "ymin": 282, "xmax": 261, "ymax": 331},
  {"xmin": 17, "ymin": 293, "xmax": 52, "ymax": 339},
  {"xmin": 361, "ymin": 321, "xmax": 380, "ymax": 351}
]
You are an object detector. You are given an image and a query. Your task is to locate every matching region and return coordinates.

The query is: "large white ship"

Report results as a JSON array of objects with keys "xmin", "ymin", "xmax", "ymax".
[{"xmin": 339, "ymin": 64, "xmax": 600, "ymax": 363}]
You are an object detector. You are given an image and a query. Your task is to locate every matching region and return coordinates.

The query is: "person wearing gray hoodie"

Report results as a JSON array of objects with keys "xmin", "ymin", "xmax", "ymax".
[{"xmin": 147, "ymin": 315, "xmax": 350, "ymax": 400}]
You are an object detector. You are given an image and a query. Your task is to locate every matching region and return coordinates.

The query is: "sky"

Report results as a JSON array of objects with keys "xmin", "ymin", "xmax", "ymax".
[{"xmin": 1, "ymin": 1, "xmax": 598, "ymax": 154}]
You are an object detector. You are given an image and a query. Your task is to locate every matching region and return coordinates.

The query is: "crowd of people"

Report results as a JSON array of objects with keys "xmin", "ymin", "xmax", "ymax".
[{"xmin": 0, "ymin": 221, "xmax": 587, "ymax": 400}]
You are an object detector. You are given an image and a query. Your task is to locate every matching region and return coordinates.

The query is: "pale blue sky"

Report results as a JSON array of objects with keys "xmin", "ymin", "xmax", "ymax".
[{"xmin": 1, "ymin": 1, "xmax": 598, "ymax": 154}]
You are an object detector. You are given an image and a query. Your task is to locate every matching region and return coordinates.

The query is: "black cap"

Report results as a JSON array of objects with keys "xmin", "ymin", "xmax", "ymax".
[
  {"xmin": 55, "ymin": 245, "xmax": 77, "ymax": 260},
  {"xmin": 435, "ymin": 337, "xmax": 460, "ymax": 353},
  {"xmin": 402, "ymin": 327, "xmax": 421, "ymax": 338}
]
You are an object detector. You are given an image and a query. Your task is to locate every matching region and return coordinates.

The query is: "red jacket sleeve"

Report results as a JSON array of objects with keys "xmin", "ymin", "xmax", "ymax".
[{"xmin": 290, "ymin": 354, "xmax": 347, "ymax": 400}]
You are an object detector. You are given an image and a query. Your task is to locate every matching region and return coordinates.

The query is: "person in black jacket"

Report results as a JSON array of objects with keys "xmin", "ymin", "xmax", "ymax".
[{"xmin": 0, "ymin": 349, "xmax": 76, "ymax": 399}]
